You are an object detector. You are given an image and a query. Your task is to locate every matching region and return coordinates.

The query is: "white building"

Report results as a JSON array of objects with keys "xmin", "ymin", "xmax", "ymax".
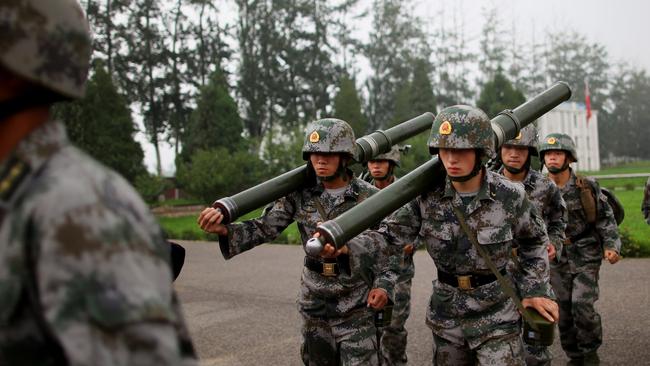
[{"xmin": 537, "ymin": 101, "xmax": 600, "ymax": 172}]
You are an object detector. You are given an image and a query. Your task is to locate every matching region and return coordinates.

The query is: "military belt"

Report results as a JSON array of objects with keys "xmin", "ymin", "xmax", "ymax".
[
  {"xmin": 304, "ymin": 256, "xmax": 339, "ymax": 277},
  {"xmin": 565, "ymin": 228, "xmax": 595, "ymax": 245},
  {"xmin": 437, "ymin": 268, "xmax": 506, "ymax": 290}
]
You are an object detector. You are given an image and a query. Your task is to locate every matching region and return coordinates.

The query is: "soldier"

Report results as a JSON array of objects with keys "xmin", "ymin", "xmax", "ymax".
[
  {"xmin": 497, "ymin": 125, "xmax": 567, "ymax": 366},
  {"xmin": 335, "ymin": 105, "xmax": 558, "ymax": 365},
  {"xmin": 0, "ymin": 1, "xmax": 197, "ymax": 365},
  {"xmin": 539, "ymin": 133, "xmax": 622, "ymax": 365},
  {"xmin": 641, "ymin": 177, "xmax": 650, "ymax": 225},
  {"xmin": 198, "ymin": 118, "xmax": 398, "ymax": 366},
  {"xmin": 366, "ymin": 146, "xmax": 413, "ymax": 366}
]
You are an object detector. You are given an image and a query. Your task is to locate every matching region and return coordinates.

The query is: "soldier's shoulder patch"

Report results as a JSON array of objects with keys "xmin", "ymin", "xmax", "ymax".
[
  {"xmin": 439, "ymin": 121, "xmax": 452, "ymax": 135},
  {"xmin": 309, "ymin": 131, "xmax": 320, "ymax": 143}
]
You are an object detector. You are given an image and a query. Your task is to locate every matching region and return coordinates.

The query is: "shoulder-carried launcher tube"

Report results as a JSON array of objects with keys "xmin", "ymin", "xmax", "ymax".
[
  {"xmin": 213, "ymin": 112, "xmax": 435, "ymax": 224},
  {"xmin": 305, "ymin": 81, "xmax": 571, "ymax": 253}
]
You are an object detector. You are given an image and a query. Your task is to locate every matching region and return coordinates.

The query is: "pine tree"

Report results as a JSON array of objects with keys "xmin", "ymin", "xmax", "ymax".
[
  {"xmin": 332, "ymin": 75, "xmax": 368, "ymax": 136},
  {"xmin": 476, "ymin": 71, "xmax": 525, "ymax": 118},
  {"xmin": 181, "ymin": 68, "xmax": 244, "ymax": 162},
  {"xmin": 55, "ymin": 64, "xmax": 146, "ymax": 183}
]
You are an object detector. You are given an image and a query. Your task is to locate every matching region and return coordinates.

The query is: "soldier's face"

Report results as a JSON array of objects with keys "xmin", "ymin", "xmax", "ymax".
[
  {"xmin": 544, "ymin": 150, "xmax": 567, "ymax": 169},
  {"xmin": 501, "ymin": 145, "xmax": 529, "ymax": 169},
  {"xmin": 310, "ymin": 153, "xmax": 341, "ymax": 177},
  {"xmin": 368, "ymin": 160, "xmax": 390, "ymax": 178},
  {"xmin": 439, "ymin": 148, "xmax": 476, "ymax": 177}
]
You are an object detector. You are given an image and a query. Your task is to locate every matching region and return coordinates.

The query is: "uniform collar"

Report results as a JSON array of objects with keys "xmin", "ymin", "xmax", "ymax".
[
  {"xmin": 443, "ymin": 168, "xmax": 496, "ymax": 214},
  {"xmin": 310, "ymin": 177, "xmax": 359, "ymax": 200},
  {"xmin": 7, "ymin": 119, "xmax": 68, "ymax": 173},
  {"xmin": 0, "ymin": 119, "xmax": 67, "ymax": 203}
]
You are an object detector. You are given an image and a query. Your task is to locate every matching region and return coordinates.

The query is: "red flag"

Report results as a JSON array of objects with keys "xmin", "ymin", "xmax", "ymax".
[{"xmin": 585, "ymin": 79, "xmax": 592, "ymax": 123}]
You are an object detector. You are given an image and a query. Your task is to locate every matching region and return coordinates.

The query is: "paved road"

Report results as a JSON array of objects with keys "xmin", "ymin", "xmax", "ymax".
[{"xmin": 174, "ymin": 241, "xmax": 650, "ymax": 365}]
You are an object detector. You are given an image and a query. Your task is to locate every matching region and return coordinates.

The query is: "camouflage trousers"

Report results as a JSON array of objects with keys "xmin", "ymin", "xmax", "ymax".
[
  {"xmin": 432, "ymin": 332, "xmax": 525, "ymax": 366},
  {"xmin": 550, "ymin": 264, "xmax": 602, "ymax": 359},
  {"xmin": 379, "ymin": 277, "xmax": 412, "ymax": 366},
  {"xmin": 301, "ymin": 310, "xmax": 379, "ymax": 366},
  {"xmin": 523, "ymin": 342, "xmax": 552, "ymax": 366}
]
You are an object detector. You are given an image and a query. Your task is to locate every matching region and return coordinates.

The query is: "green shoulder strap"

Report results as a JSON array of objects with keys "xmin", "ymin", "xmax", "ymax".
[{"xmin": 451, "ymin": 206, "xmax": 539, "ymax": 330}]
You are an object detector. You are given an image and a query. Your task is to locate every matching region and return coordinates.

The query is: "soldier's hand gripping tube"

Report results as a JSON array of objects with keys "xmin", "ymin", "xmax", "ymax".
[
  {"xmin": 307, "ymin": 81, "xmax": 572, "ymax": 250},
  {"xmin": 212, "ymin": 112, "xmax": 436, "ymax": 224}
]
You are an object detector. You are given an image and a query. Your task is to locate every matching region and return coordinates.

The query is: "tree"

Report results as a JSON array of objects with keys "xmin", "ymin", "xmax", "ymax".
[
  {"xmin": 176, "ymin": 148, "xmax": 265, "ymax": 204},
  {"xmin": 124, "ymin": 0, "xmax": 168, "ymax": 175},
  {"xmin": 545, "ymin": 31, "xmax": 610, "ymax": 109},
  {"xmin": 600, "ymin": 65, "xmax": 650, "ymax": 160},
  {"xmin": 364, "ymin": 0, "xmax": 423, "ymax": 129},
  {"xmin": 408, "ymin": 58, "xmax": 437, "ymax": 116},
  {"xmin": 181, "ymin": 68, "xmax": 244, "ymax": 162},
  {"xmin": 332, "ymin": 75, "xmax": 368, "ymax": 136},
  {"xmin": 430, "ymin": 6, "xmax": 473, "ymax": 108},
  {"xmin": 477, "ymin": 6, "xmax": 507, "ymax": 86},
  {"xmin": 54, "ymin": 64, "xmax": 146, "ymax": 183},
  {"xmin": 390, "ymin": 58, "xmax": 436, "ymax": 127},
  {"xmin": 476, "ymin": 71, "xmax": 525, "ymax": 118}
]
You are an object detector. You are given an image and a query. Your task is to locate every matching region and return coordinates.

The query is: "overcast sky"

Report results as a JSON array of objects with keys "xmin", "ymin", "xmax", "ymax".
[{"xmin": 139, "ymin": 0, "xmax": 650, "ymax": 175}]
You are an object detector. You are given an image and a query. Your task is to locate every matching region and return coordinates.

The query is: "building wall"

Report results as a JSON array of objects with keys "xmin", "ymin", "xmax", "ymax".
[{"xmin": 537, "ymin": 101, "xmax": 600, "ymax": 172}]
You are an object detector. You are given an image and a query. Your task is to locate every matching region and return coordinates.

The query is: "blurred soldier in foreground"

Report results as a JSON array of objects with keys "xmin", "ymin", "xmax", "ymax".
[
  {"xmin": 334, "ymin": 106, "xmax": 558, "ymax": 365},
  {"xmin": 0, "ymin": 1, "xmax": 196, "ymax": 365},
  {"xmin": 198, "ymin": 118, "xmax": 398, "ymax": 365},
  {"xmin": 496, "ymin": 125, "xmax": 567, "ymax": 365},
  {"xmin": 366, "ymin": 146, "xmax": 413, "ymax": 366},
  {"xmin": 540, "ymin": 133, "xmax": 621, "ymax": 365},
  {"xmin": 641, "ymin": 177, "xmax": 650, "ymax": 225}
]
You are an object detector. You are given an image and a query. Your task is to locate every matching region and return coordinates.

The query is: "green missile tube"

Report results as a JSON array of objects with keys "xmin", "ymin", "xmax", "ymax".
[
  {"xmin": 213, "ymin": 112, "xmax": 436, "ymax": 224},
  {"xmin": 305, "ymin": 81, "xmax": 571, "ymax": 255}
]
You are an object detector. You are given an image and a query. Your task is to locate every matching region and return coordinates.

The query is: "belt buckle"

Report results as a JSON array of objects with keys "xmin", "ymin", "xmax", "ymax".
[
  {"xmin": 322, "ymin": 263, "xmax": 337, "ymax": 277},
  {"xmin": 457, "ymin": 275, "xmax": 473, "ymax": 290}
]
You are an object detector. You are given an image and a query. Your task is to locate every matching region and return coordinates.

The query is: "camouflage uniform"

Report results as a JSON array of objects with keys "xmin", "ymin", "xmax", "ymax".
[
  {"xmin": 0, "ymin": 1, "xmax": 197, "ymax": 364},
  {"xmin": 353, "ymin": 106, "xmax": 552, "ymax": 365},
  {"xmin": 366, "ymin": 147, "xmax": 413, "ymax": 366},
  {"xmin": 0, "ymin": 121, "xmax": 198, "ymax": 365},
  {"xmin": 641, "ymin": 177, "xmax": 650, "ymax": 225},
  {"xmin": 498, "ymin": 126, "xmax": 567, "ymax": 366},
  {"xmin": 218, "ymin": 119, "xmax": 399, "ymax": 366},
  {"xmin": 540, "ymin": 134, "xmax": 622, "ymax": 362}
]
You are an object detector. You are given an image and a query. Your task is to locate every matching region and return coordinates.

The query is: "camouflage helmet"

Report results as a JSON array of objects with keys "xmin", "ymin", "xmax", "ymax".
[
  {"xmin": 538, "ymin": 133, "xmax": 578, "ymax": 162},
  {"xmin": 502, "ymin": 124, "xmax": 539, "ymax": 156},
  {"xmin": 0, "ymin": 0, "xmax": 92, "ymax": 99},
  {"xmin": 369, "ymin": 145, "xmax": 401, "ymax": 167},
  {"xmin": 428, "ymin": 105, "xmax": 495, "ymax": 157},
  {"xmin": 302, "ymin": 118, "xmax": 357, "ymax": 161}
]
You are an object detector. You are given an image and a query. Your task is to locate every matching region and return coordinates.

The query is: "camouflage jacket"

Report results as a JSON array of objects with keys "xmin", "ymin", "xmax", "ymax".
[
  {"xmin": 352, "ymin": 170, "xmax": 551, "ymax": 347},
  {"xmin": 499, "ymin": 167, "xmax": 567, "ymax": 256},
  {"xmin": 555, "ymin": 170, "xmax": 622, "ymax": 271},
  {"xmin": 0, "ymin": 120, "xmax": 196, "ymax": 365},
  {"xmin": 369, "ymin": 175, "xmax": 415, "ymax": 280},
  {"xmin": 219, "ymin": 177, "xmax": 399, "ymax": 318},
  {"xmin": 641, "ymin": 177, "xmax": 650, "ymax": 225}
]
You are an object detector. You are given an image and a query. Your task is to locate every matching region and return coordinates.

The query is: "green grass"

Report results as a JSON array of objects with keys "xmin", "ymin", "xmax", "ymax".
[
  {"xmin": 158, "ymin": 207, "xmax": 301, "ymax": 244},
  {"xmin": 613, "ymin": 190, "xmax": 650, "ymax": 257},
  {"xmin": 158, "ymin": 162, "xmax": 650, "ymax": 256},
  {"xmin": 584, "ymin": 160, "xmax": 650, "ymax": 175},
  {"xmin": 151, "ymin": 198, "xmax": 202, "ymax": 208}
]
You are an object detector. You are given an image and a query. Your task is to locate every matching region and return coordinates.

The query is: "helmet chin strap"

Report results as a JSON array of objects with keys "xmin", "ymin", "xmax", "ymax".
[
  {"xmin": 547, "ymin": 162, "xmax": 570, "ymax": 174},
  {"xmin": 320, "ymin": 157, "xmax": 350, "ymax": 182},
  {"xmin": 449, "ymin": 151, "xmax": 483, "ymax": 182},
  {"xmin": 544, "ymin": 153, "xmax": 571, "ymax": 174},
  {"xmin": 371, "ymin": 164, "xmax": 394, "ymax": 181},
  {"xmin": 503, "ymin": 155, "xmax": 531, "ymax": 175}
]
